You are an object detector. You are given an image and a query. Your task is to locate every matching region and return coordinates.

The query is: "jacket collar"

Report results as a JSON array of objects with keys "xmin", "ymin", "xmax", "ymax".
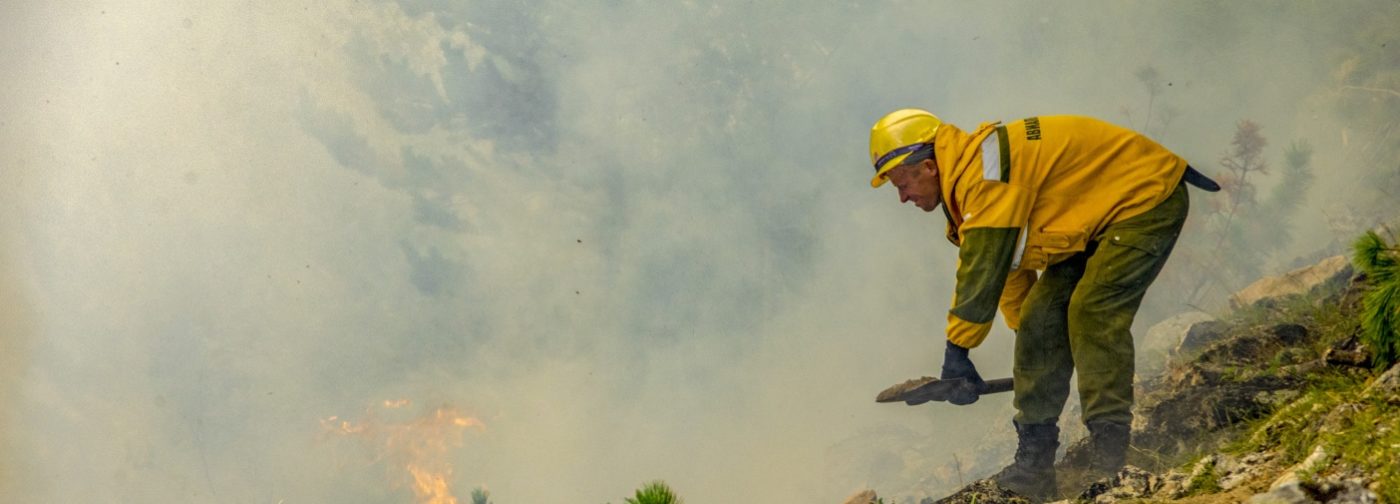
[{"xmin": 934, "ymin": 121, "xmax": 998, "ymax": 245}]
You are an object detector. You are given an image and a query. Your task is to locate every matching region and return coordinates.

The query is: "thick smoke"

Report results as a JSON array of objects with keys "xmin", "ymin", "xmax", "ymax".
[{"xmin": 1, "ymin": 1, "xmax": 1391, "ymax": 502}]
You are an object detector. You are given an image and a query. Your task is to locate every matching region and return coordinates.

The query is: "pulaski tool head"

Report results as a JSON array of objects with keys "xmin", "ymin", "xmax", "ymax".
[{"xmin": 875, "ymin": 376, "xmax": 1014, "ymax": 406}]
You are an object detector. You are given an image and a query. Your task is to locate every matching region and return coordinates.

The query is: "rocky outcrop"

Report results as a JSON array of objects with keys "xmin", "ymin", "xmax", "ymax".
[
  {"xmin": 1174, "ymin": 319, "xmax": 1231, "ymax": 358},
  {"xmin": 1119, "ymin": 322, "xmax": 1315, "ymax": 462},
  {"xmin": 1249, "ymin": 455, "xmax": 1381, "ymax": 504},
  {"xmin": 1054, "ymin": 455, "xmax": 1282, "ymax": 503},
  {"xmin": 933, "ymin": 479, "xmax": 1030, "ymax": 504},
  {"xmin": 1139, "ymin": 311, "xmax": 1216, "ymax": 376},
  {"xmin": 1063, "ymin": 259, "xmax": 1377, "ymax": 498},
  {"xmin": 1130, "ymin": 367, "xmax": 1393, "ymax": 504},
  {"xmin": 1073, "ymin": 465, "xmax": 1162, "ymax": 502},
  {"xmin": 1229, "ymin": 255, "xmax": 1353, "ymax": 310},
  {"xmin": 841, "ymin": 489, "xmax": 879, "ymax": 504},
  {"xmin": 1362, "ymin": 360, "xmax": 1400, "ymax": 399}
]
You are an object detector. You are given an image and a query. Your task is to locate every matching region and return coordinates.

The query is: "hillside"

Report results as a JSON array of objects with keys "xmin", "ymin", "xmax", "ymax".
[{"xmin": 848, "ymin": 242, "xmax": 1399, "ymax": 504}]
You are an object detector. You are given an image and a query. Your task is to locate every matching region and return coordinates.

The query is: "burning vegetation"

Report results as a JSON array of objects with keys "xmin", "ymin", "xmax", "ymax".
[{"xmin": 323, "ymin": 400, "xmax": 484, "ymax": 504}]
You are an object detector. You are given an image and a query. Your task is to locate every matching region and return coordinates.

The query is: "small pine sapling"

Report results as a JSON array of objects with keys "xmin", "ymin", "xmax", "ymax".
[
  {"xmin": 624, "ymin": 481, "xmax": 683, "ymax": 504},
  {"xmin": 1353, "ymin": 230, "xmax": 1400, "ymax": 367},
  {"xmin": 471, "ymin": 487, "xmax": 493, "ymax": 504}
]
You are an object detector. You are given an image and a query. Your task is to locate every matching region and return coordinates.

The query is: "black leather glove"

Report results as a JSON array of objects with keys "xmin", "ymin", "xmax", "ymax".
[{"xmin": 940, "ymin": 340, "xmax": 985, "ymax": 405}]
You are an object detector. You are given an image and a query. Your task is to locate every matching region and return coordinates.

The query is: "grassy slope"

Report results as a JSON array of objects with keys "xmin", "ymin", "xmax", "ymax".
[{"xmin": 1163, "ymin": 278, "xmax": 1399, "ymax": 502}]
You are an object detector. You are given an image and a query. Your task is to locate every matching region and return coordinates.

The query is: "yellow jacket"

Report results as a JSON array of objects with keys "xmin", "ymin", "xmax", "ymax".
[{"xmin": 935, "ymin": 116, "xmax": 1188, "ymax": 348}]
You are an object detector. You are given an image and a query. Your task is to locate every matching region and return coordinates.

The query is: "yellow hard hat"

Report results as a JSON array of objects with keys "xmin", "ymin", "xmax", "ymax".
[{"xmin": 868, "ymin": 109, "xmax": 942, "ymax": 188}]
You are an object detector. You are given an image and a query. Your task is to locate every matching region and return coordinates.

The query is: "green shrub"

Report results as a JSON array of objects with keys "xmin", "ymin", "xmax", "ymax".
[
  {"xmin": 471, "ymin": 487, "xmax": 492, "ymax": 504},
  {"xmin": 1352, "ymin": 230, "xmax": 1400, "ymax": 367},
  {"xmin": 624, "ymin": 481, "xmax": 683, "ymax": 504}
]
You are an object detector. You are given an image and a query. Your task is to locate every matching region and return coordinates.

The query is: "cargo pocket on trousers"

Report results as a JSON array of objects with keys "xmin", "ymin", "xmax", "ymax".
[{"xmin": 1093, "ymin": 232, "xmax": 1174, "ymax": 291}]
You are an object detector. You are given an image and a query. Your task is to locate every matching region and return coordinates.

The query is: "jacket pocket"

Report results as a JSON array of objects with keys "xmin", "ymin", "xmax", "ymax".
[
  {"xmin": 1022, "ymin": 228, "xmax": 1088, "ymax": 270},
  {"xmin": 1093, "ymin": 232, "xmax": 1175, "ymax": 290}
]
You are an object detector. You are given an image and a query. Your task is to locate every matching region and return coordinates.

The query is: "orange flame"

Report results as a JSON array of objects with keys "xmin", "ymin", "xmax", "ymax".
[{"xmin": 323, "ymin": 400, "xmax": 484, "ymax": 504}]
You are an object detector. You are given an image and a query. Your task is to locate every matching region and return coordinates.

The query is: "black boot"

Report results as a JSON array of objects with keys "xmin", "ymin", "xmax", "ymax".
[
  {"xmin": 1085, "ymin": 420, "xmax": 1129, "ymax": 476},
  {"xmin": 991, "ymin": 421, "xmax": 1059, "ymax": 501}
]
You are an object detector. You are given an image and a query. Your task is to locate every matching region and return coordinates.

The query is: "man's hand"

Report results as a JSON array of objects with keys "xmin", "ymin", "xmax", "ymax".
[{"xmin": 940, "ymin": 340, "xmax": 985, "ymax": 405}]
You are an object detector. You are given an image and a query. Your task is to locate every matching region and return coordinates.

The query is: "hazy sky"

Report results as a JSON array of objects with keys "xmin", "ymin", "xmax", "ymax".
[{"xmin": 1, "ymin": 1, "xmax": 1388, "ymax": 502}]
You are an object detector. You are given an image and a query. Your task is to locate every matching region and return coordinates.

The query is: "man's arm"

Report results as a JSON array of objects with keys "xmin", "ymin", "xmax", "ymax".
[
  {"xmin": 945, "ymin": 179, "xmax": 1035, "ymax": 348},
  {"xmin": 946, "ymin": 227, "xmax": 1022, "ymax": 348},
  {"xmin": 941, "ymin": 212, "xmax": 1032, "ymax": 405}
]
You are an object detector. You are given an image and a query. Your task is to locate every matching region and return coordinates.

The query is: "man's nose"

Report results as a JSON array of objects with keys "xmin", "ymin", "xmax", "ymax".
[{"xmin": 899, "ymin": 189, "xmax": 911, "ymax": 203}]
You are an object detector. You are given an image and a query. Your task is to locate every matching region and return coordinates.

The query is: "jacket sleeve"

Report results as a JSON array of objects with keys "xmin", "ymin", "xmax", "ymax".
[
  {"xmin": 998, "ymin": 269, "xmax": 1037, "ymax": 331},
  {"xmin": 945, "ymin": 180, "xmax": 1035, "ymax": 348}
]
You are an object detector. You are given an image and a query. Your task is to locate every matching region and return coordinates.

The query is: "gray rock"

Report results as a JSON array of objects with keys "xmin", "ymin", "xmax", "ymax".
[
  {"xmin": 1268, "ymin": 323, "xmax": 1309, "ymax": 345},
  {"xmin": 1143, "ymin": 311, "xmax": 1215, "ymax": 353},
  {"xmin": 935, "ymin": 479, "xmax": 1031, "ymax": 504},
  {"xmin": 1248, "ymin": 481, "xmax": 1319, "ymax": 504},
  {"xmin": 1152, "ymin": 469, "xmax": 1188, "ymax": 499},
  {"xmin": 1319, "ymin": 479, "xmax": 1378, "ymax": 503},
  {"xmin": 1257, "ymin": 475, "xmax": 1380, "ymax": 504},
  {"xmin": 1362, "ymin": 361, "xmax": 1400, "ymax": 398},
  {"xmin": 1280, "ymin": 446, "xmax": 1330, "ymax": 487},
  {"xmin": 1325, "ymin": 347, "xmax": 1373, "ymax": 368},
  {"xmin": 1186, "ymin": 455, "xmax": 1218, "ymax": 485},
  {"xmin": 1133, "ymin": 368, "xmax": 1293, "ymax": 458},
  {"xmin": 1240, "ymin": 452, "xmax": 1275, "ymax": 465},
  {"xmin": 1229, "ymin": 255, "xmax": 1353, "ymax": 310},
  {"xmin": 1175, "ymin": 319, "xmax": 1230, "ymax": 358},
  {"xmin": 1221, "ymin": 449, "xmax": 1278, "ymax": 491},
  {"xmin": 1213, "ymin": 453, "xmax": 1262, "ymax": 491},
  {"xmin": 841, "ymin": 489, "xmax": 878, "ymax": 504},
  {"xmin": 1220, "ymin": 468, "xmax": 1254, "ymax": 491},
  {"xmin": 1076, "ymin": 466, "xmax": 1158, "ymax": 503},
  {"xmin": 1140, "ymin": 311, "xmax": 1215, "ymax": 374}
]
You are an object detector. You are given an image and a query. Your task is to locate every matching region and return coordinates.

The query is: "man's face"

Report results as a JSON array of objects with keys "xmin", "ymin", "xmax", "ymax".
[{"xmin": 886, "ymin": 159, "xmax": 942, "ymax": 212}]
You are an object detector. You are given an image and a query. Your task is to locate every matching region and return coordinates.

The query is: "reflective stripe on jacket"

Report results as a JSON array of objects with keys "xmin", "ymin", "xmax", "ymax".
[{"xmin": 936, "ymin": 116, "xmax": 1188, "ymax": 348}]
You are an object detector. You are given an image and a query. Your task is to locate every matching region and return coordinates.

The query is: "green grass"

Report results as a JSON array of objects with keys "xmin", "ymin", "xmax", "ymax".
[
  {"xmin": 1179, "ymin": 251, "xmax": 1400, "ymax": 500},
  {"xmin": 1226, "ymin": 370, "xmax": 1356, "ymax": 462},
  {"xmin": 1183, "ymin": 456, "xmax": 1223, "ymax": 496},
  {"xmin": 1224, "ymin": 292, "xmax": 1317, "ymax": 327},
  {"xmin": 1221, "ymin": 366, "xmax": 1399, "ymax": 502},
  {"xmin": 1310, "ymin": 392, "xmax": 1400, "ymax": 502}
]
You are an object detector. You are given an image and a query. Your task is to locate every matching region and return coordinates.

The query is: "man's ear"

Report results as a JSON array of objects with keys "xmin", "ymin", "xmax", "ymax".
[{"xmin": 919, "ymin": 158, "xmax": 938, "ymax": 175}]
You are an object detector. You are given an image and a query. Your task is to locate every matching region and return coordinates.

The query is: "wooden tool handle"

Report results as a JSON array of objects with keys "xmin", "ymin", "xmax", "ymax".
[{"xmin": 980, "ymin": 377, "xmax": 1014, "ymax": 394}]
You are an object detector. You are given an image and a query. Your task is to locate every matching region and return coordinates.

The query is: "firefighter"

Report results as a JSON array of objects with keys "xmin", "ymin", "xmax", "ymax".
[{"xmin": 867, "ymin": 109, "xmax": 1217, "ymax": 499}]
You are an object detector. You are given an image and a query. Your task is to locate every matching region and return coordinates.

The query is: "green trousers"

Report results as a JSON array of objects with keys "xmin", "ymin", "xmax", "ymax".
[{"xmin": 1013, "ymin": 182, "xmax": 1188, "ymax": 426}]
